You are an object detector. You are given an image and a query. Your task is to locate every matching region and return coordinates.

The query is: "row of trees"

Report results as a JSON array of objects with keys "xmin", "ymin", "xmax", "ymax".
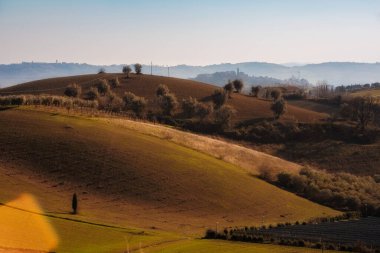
[
  {"xmin": 98, "ymin": 63, "xmax": 143, "ymax": 76},
  {"xmin": 62, "ymin": 79, "xmax": 237, "ymax": 131}
]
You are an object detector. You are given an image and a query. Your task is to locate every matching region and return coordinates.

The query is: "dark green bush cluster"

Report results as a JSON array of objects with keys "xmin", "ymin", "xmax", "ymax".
[{"xmin": 269, "ymin": 167, "xmax": 380, "ymax": 216}]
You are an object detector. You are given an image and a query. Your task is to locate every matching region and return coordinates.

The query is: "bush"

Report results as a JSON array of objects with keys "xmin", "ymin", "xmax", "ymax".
[
  {"xmin": 123, "ymin": 92, "xmax": 147, "ymax": 117},
  {"xmin": 85, "ymin": 87, "xmax": 99, "ymax": 101},
  {"xmin": 96, "ymin": 79, "xmax": 110, "ymax": 95},
  {"xmin": 156, "ymin": 84, "xmax": 170, "ymax": 97},
  {"xmin": 182, "ymin": 97, "xmax": 199, "ymax": 118},
  {"xmin": 270, "ymin": 99, "xmax": 286, "ymax": 119},
  {"xmin": 158, "ymin": 93, "xmax": 178, "ymax": 116},
  {"xmin": 64, "ymin": 83, "xmax": 81, "ymax": 98},
  {"xmin": 232, "ymin": 79, "xmax": 244, "ymax": 93},
  {"xmin": 204, "ymin": 229, "xmax": 216, "ymax": 239},
  {"xmin": 270, "ymin": 89, "xmax": 282, "ymax": 100},
  {"xmin": 273, "ymin": 167, "xmax": 380, "ymax": 215},
  {"xmin": 98, "ymin": 68, "xmax": 106, "ymax": 74},
  {"xmin": 109, "ymin": 77, "xmax": 120, "ymax": 88},
  {"xmin": 251, "ymin": 86, "xmax": 261, "ymax": 97},
  {"xmin": 224, "ymin": 81, "xmax": 234, "ymax": 97},
  {"xmin": 98, "ymin": 92, "xmax": 123, "ymax": 112},
  {"xmin": 195, "ymin": 102, "xmax": 214, "ymax": 120},
  {"xmin": 214, "ymin": 105, "xmax": 236, "ymax": 131},
  {"xmin": 211, "ymin": 89, "xmax": 228, "ymax": 109}
]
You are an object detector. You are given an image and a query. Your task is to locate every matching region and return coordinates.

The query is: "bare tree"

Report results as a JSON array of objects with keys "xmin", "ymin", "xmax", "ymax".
[{"xmin": 351, "ymin": 96, "xmax": 376, "ymax": 131}]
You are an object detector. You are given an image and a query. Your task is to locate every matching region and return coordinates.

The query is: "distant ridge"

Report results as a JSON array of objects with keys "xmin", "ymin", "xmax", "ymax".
[{"xmin": 1, "ymin": 61, "xmax": 380, "ymax": 87}]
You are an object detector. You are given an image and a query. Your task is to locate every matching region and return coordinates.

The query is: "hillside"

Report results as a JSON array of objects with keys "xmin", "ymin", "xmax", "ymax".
[
  {"xmin": 2, "ymin": 61, "xmax": 380, "ymax": 87},
  {"xmin": 349, "ymin": 88, "xmax": 380, "ymax": 98},
  {"xmin": 0, "ymin": 73, "xmax": 328, "ymax": 123},
  {"xmin": 0, "ymin": 108, "xmax": 338, "ymax": 237}
]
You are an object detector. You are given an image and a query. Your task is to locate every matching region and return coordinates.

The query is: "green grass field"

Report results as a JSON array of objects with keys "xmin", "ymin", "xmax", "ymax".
[{"xmin": 0, "ymin": 107, "xmax": 340, "ymax": 252}]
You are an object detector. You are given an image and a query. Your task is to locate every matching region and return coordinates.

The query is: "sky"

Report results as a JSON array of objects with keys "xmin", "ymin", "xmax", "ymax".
[{"xmin": 0, "ymin": 0, "xmax": 379, "ymax": 66}]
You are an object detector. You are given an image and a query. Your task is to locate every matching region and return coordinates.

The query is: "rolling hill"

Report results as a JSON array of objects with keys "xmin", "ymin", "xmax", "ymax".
[
  {"xmin": 0, "ymin": 108, "xmax": 339, "ymax": 251},
  {"xmin": 0, "ymin": 73, "xmax": 329, "ymax": 123},
  {"xmin": 1, "ymin": 61, "xmax": 380, "ymax": 87}
]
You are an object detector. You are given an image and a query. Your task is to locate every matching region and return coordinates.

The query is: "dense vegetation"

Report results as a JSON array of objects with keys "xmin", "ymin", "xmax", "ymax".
[{"xmin": 260, "ymin": 167, "xmax": 380, "ymax": 216}]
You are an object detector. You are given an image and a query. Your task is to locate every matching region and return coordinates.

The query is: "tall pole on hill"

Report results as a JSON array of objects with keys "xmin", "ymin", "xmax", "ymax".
[
  {"xmin": 151, "ymin": 61, "xmax": 153, "ymax": 75},
  {"xmin": 167, "ymin": 65, "xmax": 170, "ymax": 77}
]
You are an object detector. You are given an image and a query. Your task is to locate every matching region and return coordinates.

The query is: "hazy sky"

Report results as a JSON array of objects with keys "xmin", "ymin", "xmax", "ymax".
[{"xmin": 0, "ymin": 0, "xmax": 379, "ymax": 65}]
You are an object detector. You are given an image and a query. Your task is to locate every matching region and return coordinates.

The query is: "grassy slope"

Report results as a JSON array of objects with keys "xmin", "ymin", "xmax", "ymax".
[
  {"xmin": 350, "ymin": 88, "xmax": 380, "ymax": 98},
  {"xmin": 0, "ymin": 108, "xmax": 340, "ymax": 252},
  {"xmin": 145, "ymin": 239, "xmax": 343, "ymax": 253},
  {"xmin": 0, "ymin": 73, "xmax": 328, "ymax": 123}
]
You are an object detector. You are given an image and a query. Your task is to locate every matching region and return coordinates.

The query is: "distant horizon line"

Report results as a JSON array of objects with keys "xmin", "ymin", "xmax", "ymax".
[{"xmin": 1, "ymin": 60, "xmax": 380, "ymax": 68}]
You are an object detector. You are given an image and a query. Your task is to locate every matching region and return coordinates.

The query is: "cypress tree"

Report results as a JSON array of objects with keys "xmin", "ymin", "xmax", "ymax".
[{"xmin": 72, "ymin": 193, "xmax": 78, "ymax": 214}]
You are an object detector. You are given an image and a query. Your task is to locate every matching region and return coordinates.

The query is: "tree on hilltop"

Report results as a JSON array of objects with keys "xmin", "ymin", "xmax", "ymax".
[
  {"xmin": 122, "ymin": 65, "xmax": 132, "ymax": 78},
  {"xmin": 134, "ymin": 63, "xmax": 142, "ymax": 75}
]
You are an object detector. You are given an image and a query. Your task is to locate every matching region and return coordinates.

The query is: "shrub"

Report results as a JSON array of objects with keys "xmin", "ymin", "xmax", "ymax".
[
  {"xmin": 270, "ymin": 99, "xmax": 286, "ymax": 119},
  {"xmin": 96, "ymin": 79, "xmax": 110, "ymax": 95},
  {"xmin": 214, "ymin": 105, "xmax": 236, "ymax": 131},
  {"xmin": 85, "ymin": 87, "xmax": 99, "ymax": 101},
  {"xmin": 224, "ymin": 81, "xmax": 234, "ymax": 97},
  {"xmin": 195, "ymin": 102, "xmax": 214, "ymax": 120},
  {"xmin": 109, "ymin": 77, "xmax": 120, "ymax": 88},
  {"xmin": 270, "ymin": 89, "xmax": 282, "ymax": 100},
  {"xmin": 204, "ymin": 229, "xmax": 216, "ymax": 239},
  {"xmin": 232, "ymin": 79, "xmax": 244, "ymax": 93},
  {"xmin": 211, "ymin": 89, "xmax": 228, "ymax": 109},
  {"xmin": 158, "ymin": 93, "xmax": 178, "ymax": 116},
  {"xmin": 123, "ymin": 92, "xmax": 147, "ymax": 117},
  {"xmin": 156, "ymin": 84, "xmax": 170, "ymax": 97},
  {"xmin": 98, "ymin": 92, "xmax": 123, "ymax": 112},
  {"xmin": 98, "ymin": 68, "xmax": 106, "ymax": 74},
  {"xmin": 251, "ymin": 86, "xmax": 261, "ymax": 97},
  {"xmin": 64, "ymin": 83, "xmax": 81, "ymax": 98},
  {"xmin": 182, "ymin": 97, "xmax": 199, "ymax": 118},
  {"xmin": 273, "ymin": 167, "xmax": 380, "ymax": 215},
  {"xmin": 134, "ymin": 63, "xmax": 142, "ymax": 74}
]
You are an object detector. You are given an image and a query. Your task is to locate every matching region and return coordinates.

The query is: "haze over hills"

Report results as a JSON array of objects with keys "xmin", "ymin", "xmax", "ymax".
[{"xmin": 1, "ymin": 61, "xmax": 380, "ymax": 88}]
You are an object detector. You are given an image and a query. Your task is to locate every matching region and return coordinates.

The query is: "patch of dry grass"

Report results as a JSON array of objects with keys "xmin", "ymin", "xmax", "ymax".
[{"xmin": 104, "ymin": 117, "xmax": 301, "ymax": 176}]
